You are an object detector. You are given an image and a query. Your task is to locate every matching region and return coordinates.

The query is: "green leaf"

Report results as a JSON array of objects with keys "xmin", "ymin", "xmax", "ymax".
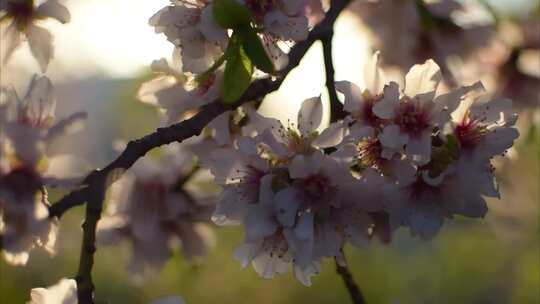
[
  {"xmin": 213, "ymin": 0, "xmax": 253, "ymax": 29},
  {"xmin": 221, "ymin": 42, "xmax": 253, "ymax": 104},
  {"xmin": 415, "ymin": 0, "xmax": 435, "ymax": 31},
  {"xmin": 445, "ymin": 134, "xmax": 461, "ymax": 160},
  {"xmin": 239, "ymin": 27, "xmax": 274, "ymax": 74}
]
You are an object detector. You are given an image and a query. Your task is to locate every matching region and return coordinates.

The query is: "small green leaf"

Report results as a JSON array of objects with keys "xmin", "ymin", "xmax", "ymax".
[
  {"xmin": 415, "ymin": 0, "xmax": 435, "ymax": 31},
  {"xmin": 239, "ymin": 27, "xmax": 274, "ymax": 74},
  {"xmin": 445, "ymin": 134, "xmax": 461, "ymax": 160},
  {"xmin": 221, "ymin": 43, "xmax": 253, "ymax": 104},
  {"xmin": 213, "ymin": 0, "xmax": 253, "ymax": 29}
]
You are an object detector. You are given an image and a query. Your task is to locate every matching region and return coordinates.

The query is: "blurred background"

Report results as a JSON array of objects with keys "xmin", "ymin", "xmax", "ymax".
[{"xmin": 1, "ymin": 0, "xmax": 539, "ymax": 303}]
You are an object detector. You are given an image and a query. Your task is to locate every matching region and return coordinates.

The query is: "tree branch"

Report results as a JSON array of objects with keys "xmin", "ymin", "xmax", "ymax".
[
  {"xmin": 44, "ymin": 2, "xmax": 354, "ymax": 303},
  {"xmin": 75, "ymin": 180, "xmax": 104, "ymax": 304},
  {"xmin": 321, "ymin": 31, "xmax": 346, "ymax": 123},
  {"xmin": 48, "ymin": 0, "xmax": 354, "ymax": 220},
  {"xmin": 336, "ymin": 258, "xmax": 366, "ymax": 304}
]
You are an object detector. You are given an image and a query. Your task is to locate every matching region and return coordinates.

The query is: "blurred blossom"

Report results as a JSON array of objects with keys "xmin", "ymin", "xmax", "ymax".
[
  {"xmin": 27, "ymin": 278, "xmax": 77, "ymax": 304},
  {"xmin": 149, "ymin": 0, "xmax": 227, "ymax": 74},
  {"xmin": 137, "ymin": 56, "xmax": 222, "ymax": 126},
  {"xmin": 0, "ymin": 75, "xmax": 86, "ymax": 266},
  {"xmin": 0, "ymin": 0, "xmax": 71, "ymax": 72},
  {"xmin": 96, "ymin": 143, "xmax": 215, "ymax": 282},
  {"xmin": 27, "ymin": 277, "xmax": 186, "ymax": 304},
  {"xmin": 351, "ymin": 0, "xmax": 497, "ymax": 84}
]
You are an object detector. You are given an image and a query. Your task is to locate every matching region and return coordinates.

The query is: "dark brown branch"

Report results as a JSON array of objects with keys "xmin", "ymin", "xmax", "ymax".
[
  {"xmin": 75, "ymin": 180, "xmax": 105, "ymax": 304},
  {"xmin": 321, "ymin": 31, "xmax": 346, "ymax": 123},
  {"xmin": 336, "ymin": 259, "xmax": 366, "ymax": 304}
]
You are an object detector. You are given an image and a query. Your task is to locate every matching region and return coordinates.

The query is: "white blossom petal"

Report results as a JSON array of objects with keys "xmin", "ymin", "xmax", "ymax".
[
  {"xmin": 28, "ymin": 278, "xmax": 77, "ymax": 304},
  {"xmin": 36, "ymin": 0, "xmax": 71, "ymax": 23},
  {"xmin": 404, "ymin": 59, "xmax": 442, "ymax": 98},
  {"xmin": 372, "ymin": 82, "xmax": 399, "ymax": 119},
  {"xmin": 1, "ymin": 21, "xmax": 22, "ymax": 65},
  {"xmin": 379, "ymin": 124, "xmax": 407, "ymax": 149},
  {"xmin": 335, "ymin": 81, "xmax": 363, "ymax": 114},
  {"xmin": 363, "ymin": 51, "xmax": 386, "ymax": 93},
  {"xmin": 297, "ymin": 96, "xmax": 323, "ymax": 135},
  {"xmin": 274, "ymin": 188, "xmax": 300, "ymax": 227},
  {"xmin": 26, "ymin": 24, "xmax": 54, "ymax": 73},
  {"xmin": 312, "ymin": 121, "xmax": 346, "ymax": 148}
]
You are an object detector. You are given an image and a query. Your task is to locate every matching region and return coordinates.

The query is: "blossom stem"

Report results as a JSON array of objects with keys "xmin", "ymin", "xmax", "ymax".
[
  {"xmin": 335, "ymin": 259, "xmax": 367, "ymax": 304},
  {"xmin": 322, "ymin": 32, "xmax": 346, "ymax": 123}
]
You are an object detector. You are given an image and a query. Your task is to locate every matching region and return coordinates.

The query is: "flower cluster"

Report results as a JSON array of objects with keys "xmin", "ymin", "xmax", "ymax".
[
  {"xmin": 140, "ymin": 0, "xmax": 325, "ymax": 118},
  {"xmin": 0, "ymin": 0, "xmax": 526, "ymax": 302},
  {"xmin": 355, "ymin": 0, "xmax": 495, "ymax": 74},
  {"xmin": 96, "ymin": 143, "xmax": 215, "ymax": 281},
  {"xmin": 150, "ymin": 0, "xmax": 322, "ymax": 72},
  {"xmin": 201, "ymin": 52, "xmax": 519, "ymax": 285},
  {"xmin": 0, "ymin": 75, "xmax": 86, "ymax": 266}
]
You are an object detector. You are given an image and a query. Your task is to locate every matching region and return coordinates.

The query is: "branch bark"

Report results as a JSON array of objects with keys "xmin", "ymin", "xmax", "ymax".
[
  {"xmin": 321, "ymin": 31, "xmax": 346, "ymax": 123},
  {"xmin": 336, "ymin": 259, "xmax": 367, "ymax": 304},
  {"xmin": 75, "ymin": 180, "xmax": 104, "ymax": 304}
]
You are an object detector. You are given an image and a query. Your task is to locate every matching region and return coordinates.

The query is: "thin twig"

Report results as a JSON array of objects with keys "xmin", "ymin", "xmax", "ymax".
[
  {"xmin": 321, "ymin": 32, "xmax": 346, "ymax": 123},
  {"xmin": 335, "ymin": 258, "xmax": 366, "ymax": 304}
]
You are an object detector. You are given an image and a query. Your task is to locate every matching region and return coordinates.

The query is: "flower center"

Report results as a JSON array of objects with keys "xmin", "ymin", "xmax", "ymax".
[
  {"xmin": 6, "ymin": 0, "xmax": 35, "ymax": 30},
  {"xmin": 394, "ymin": 99, "xmax": 432, "ymax": 137},
  {"xmin": 360, "ymin": 92, "xmax": 383, "ymax": 127},
  {"xmin": 196, "ymin": 72, "xmax": 216, "ymax": 96},
  {"xmin": 284, "ymin": 128, "xmax": 316, "ymax": 156},
  {"xmin": 455, "ymin": 118, "xmax": 488, "ymax": 150},
  {"xmin": 357, "ymin": 137, "xmax": 383, "ymax": 169},
  {"xmin": 299, "ymin": 174, "xmax": 332, "ymax": 201},
  {"xmin": 245, "ymin": 0, "xmax": 277, "ymax": 22},
  {"xmin": 17, "ymin": 110, "xmax": 53, "ymax": 129},
  {"xmin": 135, "ymin": 180, "xmax": 168, "ymax": 210},
  {"xmin": 262, "ymin": 228, "xmax": 288, "ymax": 258},
  {"xmin": 234, "ymin": 164, "xmax": 267, "ymax": 203}
]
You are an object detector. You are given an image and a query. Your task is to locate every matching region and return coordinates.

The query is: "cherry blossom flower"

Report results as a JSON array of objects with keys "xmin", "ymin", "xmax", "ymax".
[
  {"xmin": 0, "ymin": 0, "xmax": 71, "ymax": 72},
  {"xmin": 0, "ymin": 75, "xmax": 86, "ymax": 266},
  {"xmin": 256, "ymin": 96, "xmax": 325, "ymax": 162},
  {"xmin": 27, "ymin": 278, "xmax": 77, "ymax": 304},
  {"xmin": 201, "ymin": 136, "xmax": 269, "ymax": 224},
  {"xmin": 450, "ymin": 95, "xmax": 518, "ymax": 162},
  {"xmin": 27, "ymin": 278, "xmax": 186, "ymax": 304},
  {"xmin": 354, "ymin": 0, "xmax": 495, "ymax": 76},
  {"xmin": 137, "ymin": 56, "xmax": 222, "ymax": 125},
  {"xmin": 225, "ymin": 150, "xmax": 377, "ymax": 285},
  {"xmin": 241, "ymin": 0, "xmax": 313, "ymax": 70},
  {"xmin": 314, "ymin": 51, "xmax": 388, "ymax": 149},
  {"xmin": 372, "ymin": 59, "xmax": 483, "ymax": 164},
  {"xmin": 150, "ymin": 0, "xmax": 228, "ymax": 74},
  {"xmin": 96, "ymin": 143, "xmax": 214, "ymax": 280},
  {"xmin": 382, "ymin": 94, "xmax": 519, "ymax": 239}
]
